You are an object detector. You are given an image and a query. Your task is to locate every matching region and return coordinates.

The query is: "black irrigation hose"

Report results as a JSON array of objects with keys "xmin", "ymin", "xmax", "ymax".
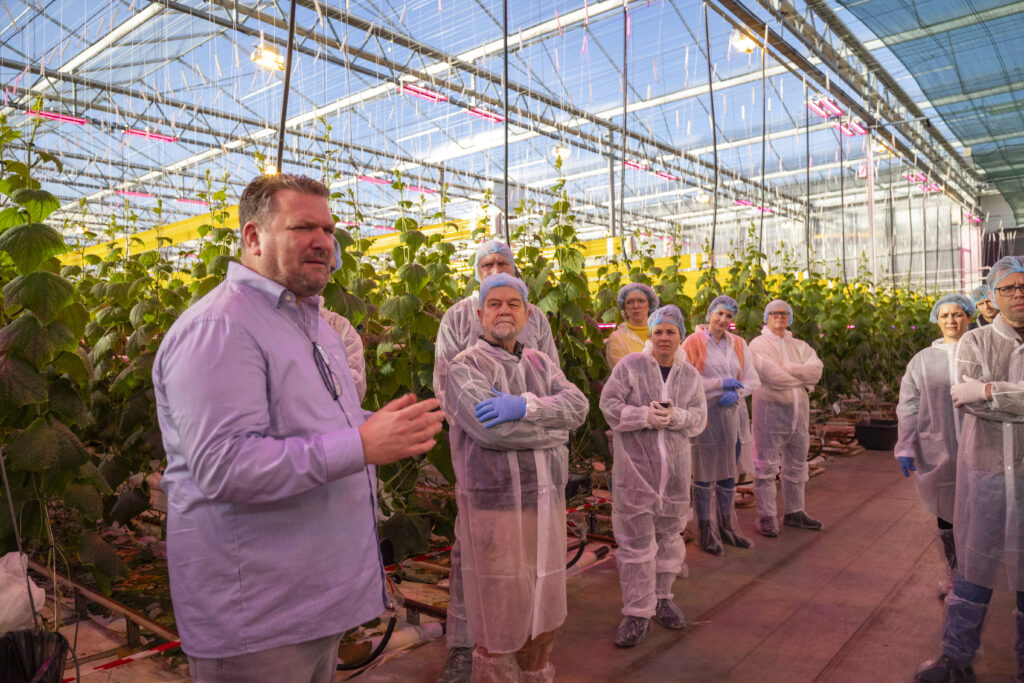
[
  {"xmin": 566, "ymin": 541, "xmax": 587, "ymax": 569},
  {"xmin": 336, "ymin": 615, "xmax": 398, "ymax": 672}
]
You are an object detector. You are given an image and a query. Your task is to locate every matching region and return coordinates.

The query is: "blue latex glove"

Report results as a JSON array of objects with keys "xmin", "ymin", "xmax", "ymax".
[
  {"xmin": 898, "ymin": 456, "xmax": 916, "ymax": 478},
  {"xmin": 722, "ymin": 378, "xmax": 744, "ymax": 391},
  {"xmin": 718, "ymin": 390, "xmax": 739, "ymax": 407},
  {"xmin": 475, "ymin": 388, "xmax": 527, "ymax": 428}
]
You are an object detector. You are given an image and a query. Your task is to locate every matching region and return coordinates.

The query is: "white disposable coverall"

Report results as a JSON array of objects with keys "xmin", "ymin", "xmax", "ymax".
[
  {"xmin": 319, "ymin": 307, "xmax": 366, "ymax": 401},
  {"xmin": 749, "ymin": 328, "xmax": 823, "ymax": 519},
  {"xmin": 895, "ymin": 339, "xmax": 963, "ymax": 522},
  {"xmin": 600, "ymin": 349, "xmax": 707, "ymax": 617},
  {"xmin": 434, "ymin": 293, "xmax": 557, "ymax": 649},
  {"xmin": 683, "ymin": 326, "xmax": 760, "ymax": 482},
  {"xmin": 954, "ymin": 316, "xmax": 1024, "ymax": 590},
  {"xmin": 444, "ymin": 340, "xmax": 588, "ymax": 653}
]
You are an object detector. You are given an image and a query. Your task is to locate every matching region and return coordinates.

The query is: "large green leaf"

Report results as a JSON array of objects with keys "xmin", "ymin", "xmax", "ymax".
[
  {"xmin": 79, "ymin": 531, "xmax": 128, "ymax": 583},
  {"xmin": 77, "ymin": 462, "xmax": 113, "ymax": 496},
  {"xmin": 397, "ymin": 263, "xmax": 429, "ymax": 295},
  {"xmin": 51, "ymin": 417, "xmax": 90, "ymax": 469},
  {"xmin": 48, "ymin": 376, "xmax": 91, "ymax": 427},
  {"xmin": 379, "ymin": 293, "xmax": 421, "ymax": 324},
  {"xmin": 0, "ymin": 312, "xmax": 53, "ymax": 367},
  {"xmin": 47, "ymin": 319, "xmax": 76, "ymax": 354},
  {"xmin": 0, "ymin": 207, "xmax": 24, "ymax": 231},
  {"xmin": 0, "ymin": 355, "xmax": 47, "ymax": 416},
  {"xmin": 63, "ymin": 484, "xmax": 103, "ymax": 521},
  {"xmin": 379, "ymin": 510, "xmax": 430, "ymax": 563},
  {"xmin": 3, "ymin": 272, "xmax": 74, "ymax": 322},
  {"xmin": 57, "ymin": 301, "xmax": 88, "ymax": 339},
  {"xmin": 0, "ymin": 222, "xmax": 66, "ymax": 274},
  {"xmin": 53, "ymin": 350, "xmax": 90, "ymax": 383},
  {"xmin": 11, "ymin": 188, "xmax": 60, "ymax": 222},
  {"xmin": 6, "ymin": 417, "xmax": 60, "ymax": 471}
]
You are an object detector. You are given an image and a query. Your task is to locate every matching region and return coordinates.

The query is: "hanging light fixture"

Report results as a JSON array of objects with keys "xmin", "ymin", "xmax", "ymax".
[
  {"xmin": 400, "ymin": 84, "xmax": 448, "ymax": 103},
  {"xmin": 729, "ymin": 28, "xmax": 757, "ymax": 54},
  {"xmin": 28, "ymin": 109, "xmax": 86, "ymax": 125},
  {"xmin": 125, "ymin": 128, "xmax": 179, "ymax": 142},
  {"xmin": 251, "ymin": 45, "xmax": 286, "ymax": 71}
]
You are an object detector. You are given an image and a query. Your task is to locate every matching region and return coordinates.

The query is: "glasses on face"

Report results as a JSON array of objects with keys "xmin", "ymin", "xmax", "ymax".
[
  {"xmin": 994, "ymin": 284, "xmax": 1024, "ymax": 297},
  {"xmin": 767, "ymin": 311, "xmax": 789, "ymax": 318},
  {"xmin": 313, "ymin": 342, "xmax": 342, "ymax": 400}
]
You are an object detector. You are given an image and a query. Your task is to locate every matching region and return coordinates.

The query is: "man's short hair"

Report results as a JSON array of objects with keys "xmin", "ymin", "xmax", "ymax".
[{"xmin": 238, "ymin": 174, "xmax": 330, "ymax": 231}]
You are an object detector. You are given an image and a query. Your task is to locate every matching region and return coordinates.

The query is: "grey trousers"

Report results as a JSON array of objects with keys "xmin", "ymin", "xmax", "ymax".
[{"xmin": 187, "ymin": 633, "xmax": 341, "ymax": 683}]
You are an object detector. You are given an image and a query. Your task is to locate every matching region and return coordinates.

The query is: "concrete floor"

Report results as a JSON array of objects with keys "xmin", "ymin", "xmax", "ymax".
[{"xmin": 357, "ymin": 449, "xmax": 1020, "ymax": 682}]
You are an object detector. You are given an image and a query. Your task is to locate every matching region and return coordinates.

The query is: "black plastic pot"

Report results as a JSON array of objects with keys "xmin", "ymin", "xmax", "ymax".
[{"xmin": 854, "ymin": 419, "xmax": 899, "ymax": 451}]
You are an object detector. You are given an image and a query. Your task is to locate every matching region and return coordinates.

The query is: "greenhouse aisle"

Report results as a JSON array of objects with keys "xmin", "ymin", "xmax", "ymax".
[{"xmin": 357, "ymin": 449, "xmax": 1018, "ymax": 682}]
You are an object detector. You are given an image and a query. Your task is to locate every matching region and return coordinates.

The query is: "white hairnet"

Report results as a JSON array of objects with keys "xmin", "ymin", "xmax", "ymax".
[
  {"xmin": 474, "ymin": 240, "xmax": 517, "ymax": 278},
  {"xmin": 986, "ymin": 256, "xmax": 1024, "ymax": 308},
  {"xmin": 705, "ymin": 294, "xmax": 738, "ymax": 321},
  {"xmin": 617, "ymin": 283, "xmax": 659, "ymax": 311},
  {"xmin": 647, "ymin": 304, "xmax": 685, "ymax": 334},
  {"xmin": 762, "ymin": 299, "xmax": 793, "ymax": 325},
  {"xmin": 969, "ymin": 284, "xmax": 991, "ymax": 305},
  {"xmin": 929, "ymin": 294, "xmax": 975, "ymax": 323},
  {"xmin": 477, "ymin": 273, "xmax": 528, "ymax": 309}
]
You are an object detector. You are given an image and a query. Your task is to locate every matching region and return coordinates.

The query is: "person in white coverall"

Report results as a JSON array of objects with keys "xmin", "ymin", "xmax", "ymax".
[
  {"xmin": 680, "ymin": 295, "xmax": 759, "ymax": 555},
  {"xmin": 443, "ymin": 273, "xmax": 588, "ymax": 683},
  {"xmin": 895, "ymin": 293, "xmax": 974, "ymax": 598},
  {"xmin": 600, "ymin": 304, "xmax": 707, "ymax": 648},
  {"xmin": 915, "ymin": 256, "xmax": 1024, "ymax": 683},
  {"xmin": 434, "ymin": 240, "xmax": 558, "ymax": 683},
  {"xmin": 749, "ymin": 299, "xmax": 824, "ymax": 538}
]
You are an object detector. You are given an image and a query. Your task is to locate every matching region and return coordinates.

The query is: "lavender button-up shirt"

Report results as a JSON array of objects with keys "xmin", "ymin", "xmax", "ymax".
[{"xmin": 153, "ymin": 261, "xmax": 387, "ymax": 658}]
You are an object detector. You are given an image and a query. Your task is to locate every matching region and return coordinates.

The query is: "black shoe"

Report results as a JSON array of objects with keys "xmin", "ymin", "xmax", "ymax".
[
  {"xmin": 913, "ymin": 654, "xmax": 977, "ymax": 683},
  {"xmin": 756, "ymin": 516, "xmax": 778, "ymax": 538},
  {"xmin": 783, "ymin": 510, "xmax": 823, "ymax": 531},
  {"xmin": 720, "ymin": 527, "xmax": 753, "ymax": 548},
  {"xmin": 436, "ymin": 646, "xmax": 473, "ymax": 683},
  {"xmin": 614, "ymin": 616, "xmax": 651, "ymax": 647},
  {"xmin": 698, "ymin": 521, "xmax": 723, "ymax": 555},
  {"xmin": 653, "ymin": 599, "xmax": 686, "ymax": 630}
]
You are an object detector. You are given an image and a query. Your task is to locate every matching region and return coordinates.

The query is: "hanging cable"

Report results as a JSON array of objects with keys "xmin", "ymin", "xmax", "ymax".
[
  {"xmin": 502, "ymin": 0, "xmax": 510, "ymax": 246},
  {"xmin": 704, "ymin": 3, "xmax": 718, "ymax": 269},
  {"xmin": 804, "ymin": 77, "xmax": 811, "ymax": 271},
  {"xmin": 758, "ymin": 24, "xmax": 767, "ymax": 253},
  {"xmin": 275, "ymin": 0, "xmax": 299, "ymax": 172},
  {"xmin": 838, "ymin": 127, "xmax": 847, "ymax": 283},
  {"xmin": 618, "ymin": 2, "xmax": 629, "ymax": 262}
]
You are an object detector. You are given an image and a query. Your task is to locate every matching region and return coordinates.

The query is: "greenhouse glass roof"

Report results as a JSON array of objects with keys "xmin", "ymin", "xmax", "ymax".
[{"xmin": 0, "ymin": 0, "xmax": 1018, "ymax": 249}]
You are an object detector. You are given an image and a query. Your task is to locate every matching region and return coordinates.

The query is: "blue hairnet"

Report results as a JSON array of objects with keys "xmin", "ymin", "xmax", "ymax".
[
  {"xmin": 617, "ymin": 282, "xmax": 659, "ymax": 311},
  {"xmin": 929, "ymin": 294, "xmax": 975, "ymax": 323},
  {"xmin": 474, "ymin": 240, "xmax": 516, "ymax": 277},
  {"xmin": 969, "ymin": 284, "xmax": 992, "ymax": 305},
  {"xmin": 706, "ymin": 294, "xmax": 739, "ymax": 321},
  {"xmin": 648, "ymin": 304, "xmax": 685, "ymax": 335},
  {"xmin": 987, "ymin": 256, "xmax": 1024, "ymax": 307},
  {"xmin": 331, "ymin": 235, "xmax": 342, "ymax": 273},
  {"xmin": 477, "ymin": 273, "xmax": 528, "ymax": 309},
  {"xmin": 762, "ymin": 299, "xmax": 793, "ymax": 325}
]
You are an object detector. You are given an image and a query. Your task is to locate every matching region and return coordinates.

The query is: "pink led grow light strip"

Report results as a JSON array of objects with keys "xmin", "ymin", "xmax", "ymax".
[
  {"xmin": 623, "ymin": 160, "xmax": 647, "ymax": 170},
  {"xmin": 820, "ymin": 99, "xmax": 844, "ymax": 116},
  {"xmin": 407, "ymin": 185, "xmax": 437, "ymax": 194},
  {"xmin": 733, "ymin": 199, "xmax": 753, "ymax": 206},
  {"xmin": 654, "ymin": 170, "xmax": 679, "ymax": 181},
  {"xmin": 29, "ymin": 109, "xmax": 86, "ymax": 124},
  {"xmin": 466, "ymin": 107, "xmax": 504, "ymax": 123},
  {"xmin": 358, "ymin": 175, "xmax": 390, "ymax": 185},
  {"xmin": 116, "ymin": 190, "xmax": 155, "ymax": 198},
  {"xmin": 806, "ymin": 100, "xmax": 829, "ymax": 118},
  {"xmin": 125, "ymin": 128, "xmax": 179, "ymax": 142},
  {"xmin": 401, "ymin": 83, "xmax": 448, "ymax": 103},
  {"xmin": 176, "ymin": 198, "xmax": 209, "ymax": 206},
  {"xmin": 833, "ymin": 122, "xmax": 855, "ymax": 137}
]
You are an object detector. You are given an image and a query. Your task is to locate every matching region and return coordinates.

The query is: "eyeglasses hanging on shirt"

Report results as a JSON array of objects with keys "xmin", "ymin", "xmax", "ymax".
[{"xmin": 313, "ymin": 342, "xmax": 342, "ymax": 400}]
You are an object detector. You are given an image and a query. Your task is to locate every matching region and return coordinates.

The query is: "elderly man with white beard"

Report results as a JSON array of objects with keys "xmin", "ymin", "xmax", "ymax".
[{"xmin": 442, "ymin": 273, "xmax": 589, "ymax": 683}]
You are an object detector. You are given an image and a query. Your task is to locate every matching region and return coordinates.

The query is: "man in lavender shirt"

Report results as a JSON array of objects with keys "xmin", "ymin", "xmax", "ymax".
[{"xmin": 153, "ymin": 174, "xmax": 444, "ymax": 683}]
